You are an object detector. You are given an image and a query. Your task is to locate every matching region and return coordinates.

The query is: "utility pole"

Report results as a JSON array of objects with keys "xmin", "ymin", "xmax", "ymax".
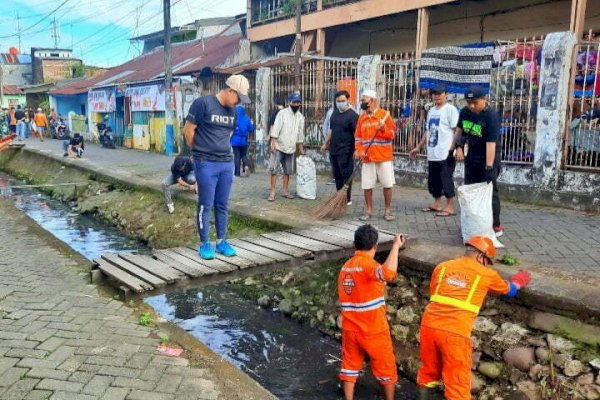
[
  {"xmin": 16, "ymin": 12, "xmax": 22, "ymax": 52},
  {"xmin": 51, "ymin": 16, "xmax": 60, "ymax": 48},
  {"xmin": 163, "ymin": 0, "xmax": 175, "ymax": 155},
  {"xmin": 294, "ymin": 0, "xmax": 302, "ymax": 91},
  {"xmin": 0, "ymin": 68, "xmax": 4, "ymax": 109}
]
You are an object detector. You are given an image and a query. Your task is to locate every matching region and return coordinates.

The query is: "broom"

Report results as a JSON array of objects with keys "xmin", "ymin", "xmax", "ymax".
[{"xmin": 314, "ymin": 112, "xmax": 389, "ymax": 220}]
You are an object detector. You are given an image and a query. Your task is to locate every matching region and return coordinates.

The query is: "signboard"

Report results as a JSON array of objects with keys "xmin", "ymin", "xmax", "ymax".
[
  {"xmin": 126, "ymin": 84, "xmax": 166, "ymax": 112},
  {"xmin": 89, "ymin": 89, "xmax": 116, "ymax": 113}
]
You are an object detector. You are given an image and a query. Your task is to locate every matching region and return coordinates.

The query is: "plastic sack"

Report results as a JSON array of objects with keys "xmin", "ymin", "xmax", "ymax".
[
  {"xmin": 296, "ymin": 155, "xmax": 317, "ymax": 200},
  {"xmin": 457, "ymin": 182, "xmax": 504, "ymax": 248}
]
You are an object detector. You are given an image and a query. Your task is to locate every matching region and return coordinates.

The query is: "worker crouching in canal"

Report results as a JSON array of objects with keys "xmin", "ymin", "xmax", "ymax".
[
  {"xmin": 337, "ymin": 224, "xmax": 406, "ymax": 400},
  {"xmin": 417, "ymin": 236, "xmax": 532, "ymax": 400}
]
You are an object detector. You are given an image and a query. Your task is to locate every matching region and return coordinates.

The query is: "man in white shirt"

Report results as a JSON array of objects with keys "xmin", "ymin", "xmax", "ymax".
[
  {"xmin": 409, "ymin": 84, "xmax": 459, "ymax": 217},
  {"xmin": 268, "ymin": 91, "xmax": 305, "ymax": 201}
]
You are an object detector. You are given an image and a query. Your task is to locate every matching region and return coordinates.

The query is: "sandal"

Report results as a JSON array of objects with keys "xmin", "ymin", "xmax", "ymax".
[
  {"xmin": 383, "ymin": 213, "xmax": 396, "ymax": 222},
  {"xmin": 422, "ymin": 206, "xmax": 442, "ymax": 212},
  {"xmin": 358, "ymin": 214, "xmax": 372, "ymax": 221},
  {"xmin": 283, "ymin": 193, "xmax": 295, "ymax": 199},
  {"xmin": 268, "ymin": 193, "xmax": 276, "ymax": 202},
  {"xmin": 435, "ymin": 211, "xmax": 456, "ymax": 217}
]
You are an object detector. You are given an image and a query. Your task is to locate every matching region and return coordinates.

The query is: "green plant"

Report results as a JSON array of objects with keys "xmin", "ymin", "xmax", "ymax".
[
  {"xmin": 128, "ymin": 300, "xmax": 135, "ymax": 308},
  {"xmin": 281, "ymin": 0, "xmax": 298, "ymax": 16},
  {"xmin": 159, "ymin": 333, "xmax": 169, "ymax": 345},
  {"xmin": 139, "ymin": 312, "xmax": 153, "ymax": 326},
  {"xmin": 501, "ymin": 255, "xmax": 519, "ymax": 266},
  {"xmin": 72, "ymin": 63, "xmax": 85, "ymax": 78}
]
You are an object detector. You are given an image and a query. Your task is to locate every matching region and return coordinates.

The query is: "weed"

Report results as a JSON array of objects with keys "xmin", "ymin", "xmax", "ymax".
[
  {"xmin": 159, "ymin": 333, "xmax": 169, "ymax": 345},
  {"xmin": 139, "ymin": 312, "xmax": 153, "ymax": 326},
  {"xmin": 501, "ymin": 255, "xmax": 519, "ymax": 266},
  {"xmin": 128, "ymin": 300, "xmax": 135, "ymax": 308}
]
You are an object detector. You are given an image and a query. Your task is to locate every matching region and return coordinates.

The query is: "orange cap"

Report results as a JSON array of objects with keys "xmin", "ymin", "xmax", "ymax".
[{"xmin": 466, "ymin": 236, "xmax": 496, "ymax": 262}]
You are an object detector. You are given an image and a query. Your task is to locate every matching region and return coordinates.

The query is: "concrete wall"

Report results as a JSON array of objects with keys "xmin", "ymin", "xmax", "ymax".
[
  {"xmin": 51, "ymin": 94, "xmax": 88, "ymax": 118},
  {"xmin": 32, "ymin": 59, "xmax": 82, "ymax": 84},
  {"xmin": 0, "ymin": 94, "xmax": 26, "ymax": 109},
  {"xmin": 0, "ymin": 64, "xmax": 32, "ymax": 86}
]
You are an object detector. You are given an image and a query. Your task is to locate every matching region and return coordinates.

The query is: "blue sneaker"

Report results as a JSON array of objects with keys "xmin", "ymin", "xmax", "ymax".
[
  {"xmin": 198, "ymin": 242, "xmax": 215, "ymax": 260},
  {"xmin": 216, "ymin": 240, "xmax": 237, "ymax": 257}
]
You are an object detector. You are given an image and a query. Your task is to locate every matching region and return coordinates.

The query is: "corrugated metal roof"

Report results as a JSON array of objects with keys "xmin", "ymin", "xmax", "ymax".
[
  {"xmin": 2, "ymin": 85, "xmax": 24, "ymax": 95},
  {"xmin": 50, "ymin": 32, "xmax": 243, "ymax": 96},
  {"xmin": 0, "ymin": 53, "xmax": 31, "ymax": 65}
]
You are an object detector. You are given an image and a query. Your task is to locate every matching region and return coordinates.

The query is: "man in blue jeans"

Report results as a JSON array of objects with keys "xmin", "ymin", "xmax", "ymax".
[{"xmin": 183, "ymin": 74, "xmax": 251, "ymax": 260}]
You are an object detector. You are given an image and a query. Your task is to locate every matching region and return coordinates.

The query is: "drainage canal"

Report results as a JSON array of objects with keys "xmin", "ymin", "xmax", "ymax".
[{"xmin": 1, "ymin": 172, "xmax": 418, "ymax": 399}]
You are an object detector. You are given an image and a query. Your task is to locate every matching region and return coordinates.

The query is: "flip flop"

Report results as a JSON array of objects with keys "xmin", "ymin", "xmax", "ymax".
[
  {"xmin": 268, "ymin": 194, "xmax": 276, "ymax": 202},
  {"xmin": 383, "ymin": 214, "xmax": 396, "ymax": 221},
  {"xmin": 422, "ymin": 206, "xmax": 442, "ymax": 212},
  {"xmin": 283, "ymin": 193, "xmax": 295, "ymax": 199},
  {"xmin": 359, "ymin": 214, "xmax": 372, "ymax": 221},
  {"xmin": 435, "ymin": 211, "xmax": 456, "ymax": 217}
]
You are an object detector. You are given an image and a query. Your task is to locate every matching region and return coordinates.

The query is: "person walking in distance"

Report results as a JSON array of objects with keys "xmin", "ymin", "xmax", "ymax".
[
  {"xmin": 354, "ymin": 90, "xmax": 396, "ymax": 221},
  {"xmin": 338, "ymin": 224, "xmax": 406, "ymax": 400},
  {"xmin": 8, "ymin": 107, "xmax": 16, "ymax": 135},
  {"xmin": 231, "ymin": 104, "xmax": 255, "ymax": 177},
  {"xmin": 417, "ymin": 236, "xmax": 531, "ymax": 399},
  {"xmin": 183, "ymin": 74, "xmax": 251, "ymax": 260},
  {"xmin": 321, "ymin": 90, "xmax": 359, "ymax": 205},
  {"xmin": 14, "ymin": 105, "xmax": 26, "ymax": 141},
  {"xmin": 453, "ymin": 85, "xmax": 504, "ymax": 237},
  {"xmin": 162, "ymin": 155, "xmax": 197, "ymax": 214},
  {"xmin": 409, "ymin": 84, "xmax": 459, "ymax": 217},
  {"xmin": 268, "ymin": 92, "xmax": 305, "ymax": 201},
  {"xmin": 33, "ymin": 108, "xmax": 48, "ymax": 142}
]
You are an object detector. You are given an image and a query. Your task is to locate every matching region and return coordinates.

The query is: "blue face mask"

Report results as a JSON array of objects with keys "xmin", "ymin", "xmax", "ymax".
[{"xmin": 336, "ymin": 101, "xmax": 348, "ymax": 112}]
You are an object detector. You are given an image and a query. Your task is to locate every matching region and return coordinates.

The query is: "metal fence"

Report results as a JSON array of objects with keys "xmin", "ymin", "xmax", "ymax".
[
  {"xmin": 564, "ymin": 37, "xmax": 600, "ymax": 171},
  {"xmin": 270, "ymin": 57, "xmax": 359, "ymax": 146}
]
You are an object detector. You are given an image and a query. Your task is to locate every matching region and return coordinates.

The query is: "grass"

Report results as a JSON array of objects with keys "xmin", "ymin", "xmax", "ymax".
[
  {"xmin": 139, "ymin": 312, "xmax": 154, "ymax": 326},
  {"xmin": 159, "ymin": 333, "xmax": 169, "ymax": 345}
]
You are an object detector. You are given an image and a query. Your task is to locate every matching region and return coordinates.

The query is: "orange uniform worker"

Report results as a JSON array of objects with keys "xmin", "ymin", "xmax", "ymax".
[
  {"xmin": 354, "ymin": 90, "xmax": 396, "ymax": 222},
  {"xmin": 337, "ymin": 224, "xmax": 406, "ymax": 400},
  {"xmin": 417, "ymin": 236, "xmax": 532, "ymax": 400}
]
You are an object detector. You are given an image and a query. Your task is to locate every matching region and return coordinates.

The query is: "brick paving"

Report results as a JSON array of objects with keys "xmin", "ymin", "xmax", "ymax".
[
  {"xmin": 0, "ymin": 201, "xmax": 222, "ymax": 400},
  {"xmin": 20, "ymin": 138, "xmax": 600, "ymax": 283}
]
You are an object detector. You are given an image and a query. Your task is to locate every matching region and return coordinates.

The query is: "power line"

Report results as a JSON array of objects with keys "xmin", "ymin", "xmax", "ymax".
[{"xmin": 12, "ymin": 0, "xmax": 70, "ymax": 36}]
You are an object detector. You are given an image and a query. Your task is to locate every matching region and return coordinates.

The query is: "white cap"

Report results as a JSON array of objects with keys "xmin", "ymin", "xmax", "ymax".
[
  {"xmin": 37, "ymin": 108, "xmax": 42, "ymax": 112},
  {"xmin": 226, "ymin": 75, "xmax": 251, "ymax": 104},
  {"xmin": 362, "ymin": 89, "xmax": 378, "ymax": 99}
]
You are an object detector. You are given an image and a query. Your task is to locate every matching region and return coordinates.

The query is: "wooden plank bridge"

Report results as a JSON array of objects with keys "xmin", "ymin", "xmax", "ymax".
[{"xmin": 91, "ymin": 221, "xmax": 396, "ymax": 295}]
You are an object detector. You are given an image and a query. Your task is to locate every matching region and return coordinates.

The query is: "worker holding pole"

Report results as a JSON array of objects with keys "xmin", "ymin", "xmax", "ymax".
[{"xmin": 417, "ymin": 236, "xmax": 532, "ymax": 400}]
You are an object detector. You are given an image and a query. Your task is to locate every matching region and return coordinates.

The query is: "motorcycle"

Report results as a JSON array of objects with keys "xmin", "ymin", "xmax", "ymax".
[
  {"xmin": 51, "ymin": 117, "xmax": 70, "ymax": 140},
  {"xmin": 97, "ymin": 122, "xmax": 116, "ymax": 149}
]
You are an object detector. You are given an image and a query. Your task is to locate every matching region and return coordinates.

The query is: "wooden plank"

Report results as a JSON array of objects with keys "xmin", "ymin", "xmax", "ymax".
[
  {"xmin": 101, "ymin": 254, "xmax": 167, "ymax": 288},
  {"xmin": 257, "ymin": 233, "xmax": 316, "ymax": 252},
  {"xmin": 316, "ymin": 226, "xmax": 357, "ymax": 241},
  {"xmin": 331, "ymin": 221, "xmax": 396, "ymax": 241},
  {"xmin": 241, "ymin": 236, "xmax": 312, "ymax": 258},
  {"xmin": 171, "ymin": 247, "xmax": 238, "ymax": 273},
  {"xmin": 214, "ymin": 243, "xmax": 278, "ymax": 267},
  {"xmin": 263, "ymin": 231, "xmax": 341, "ymax": 252},
  {"xmin": 291, "ymin": 228, "xmax": 352, "ymax": 248},
  {"xmin": 182, "ymin": 246, "xmax": 257, "ymax": 270},
  {"xmin": 228, "ymin": 238, "xmax": 293, "ymax": 262},
  {"xmin": 152, "ymin": 251, "xmax": 210, "ymax": 278},
  {"xmin": 119, "ymin": 254, "xmax": 182, "ymax": 282},
  {"xmin": 94, "ymin": 259, "xmax": 153, "ymax": 293}
]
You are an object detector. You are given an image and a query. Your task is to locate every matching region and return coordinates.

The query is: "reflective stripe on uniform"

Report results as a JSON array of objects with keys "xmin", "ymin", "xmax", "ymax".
[
  {"xmin": 340, "ymin": 369, "xmax": 360, "ymax": 376},
  {"xmin": 340, "ymin": 296, "xmax": 385, "ymax": 312},
  {"xmin": 430, "ymin": 266, "xmax": 482, "ymax": 314}
]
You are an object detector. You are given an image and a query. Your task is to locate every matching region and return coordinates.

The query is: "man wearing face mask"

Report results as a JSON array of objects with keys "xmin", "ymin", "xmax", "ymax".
[
  {"xmin": 321, "ymin": 90, "xmax": 359, "ymax": 205},
  {"xmin": 453, "ymin": 85, "xmax": 504, "ymax": 237},
  {"xmin": 355, "ymin": 90, "xmax": 397, "ymax": 221},
  {"xmin": 268, "ymin": 91, "xmax": 305, "ymax": 201}
]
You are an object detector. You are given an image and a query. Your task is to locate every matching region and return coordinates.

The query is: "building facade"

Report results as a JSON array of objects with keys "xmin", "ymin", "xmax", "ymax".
[{"xmin": 31, "ymin": 48, "xmax": 83, "ymax": 84}]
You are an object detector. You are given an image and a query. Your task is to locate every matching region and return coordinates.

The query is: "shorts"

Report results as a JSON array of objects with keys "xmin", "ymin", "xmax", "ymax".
[
  {"xmin": 361, "ymin": 161, "xmax": 395, "ymax": 190},
  {"xmin": 36, "ymin": 127, "xmax": 45, "ymax": 134},
  {"xmin": 339, "ymin": 330, "xmax": 398, "ymax": 385},
  {"xmin": 268, "ymin": 150, "xmax": 294, "ymax": 176},
  {"xmin": 428, "ymin": 158, "xmax": 455, "ymax": 199}
]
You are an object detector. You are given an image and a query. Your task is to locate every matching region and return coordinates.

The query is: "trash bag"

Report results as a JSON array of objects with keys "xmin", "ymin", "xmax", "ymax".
[
  {"xmin": 296, "ymin": 155, "xmax": 317, "ymax": 200},
  {"xmin": 457, "ymin": 182, "xmax": 504, "ymax": 248}
]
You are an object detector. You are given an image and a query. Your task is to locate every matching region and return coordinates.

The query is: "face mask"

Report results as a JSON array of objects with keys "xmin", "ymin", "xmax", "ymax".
[
  {"xmin": 291, "ymin": 105, "xmax": 300, "ymax": 113},
  {"xmin": 336, "ymin": 101, "xmax": 348, "ymax": 112},
  {"xmin": 360, "ymin": 101, "xmax": 369, "ymax": 111}
]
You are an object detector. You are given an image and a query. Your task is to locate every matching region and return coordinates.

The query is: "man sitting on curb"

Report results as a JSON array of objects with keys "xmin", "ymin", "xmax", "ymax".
[
  {"xmin": 338, "ymin": 224, "xmax": 406, "ymax": 400},
  {"xmin": 162, "ymin": 155, "xmax": 197, "ymax": 214},
  {"xmin": 62, "ymin": 133, "xmax": 84, "ymax": 158},
  {"xmin": 417, "ymin": 235, "xmax": 531, "ymax": 400}
]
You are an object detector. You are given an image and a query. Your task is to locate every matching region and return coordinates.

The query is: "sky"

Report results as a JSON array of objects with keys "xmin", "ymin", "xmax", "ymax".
[{"xmin": 0, "ymin": 0, "xmax": 246, "ymax": 68}]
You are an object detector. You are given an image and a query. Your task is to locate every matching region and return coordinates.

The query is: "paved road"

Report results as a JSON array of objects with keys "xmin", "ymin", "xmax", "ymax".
[
  {"xmin": 20, "ymin": 139, "xmax": 600, "ymax": 283},
  {"xmin": 0, "ymin": 199, "xmax": 270, "ymax": 400}
]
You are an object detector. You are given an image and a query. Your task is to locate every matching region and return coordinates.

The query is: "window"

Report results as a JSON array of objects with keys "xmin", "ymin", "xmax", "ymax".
[{"xmin": 50, "ymin": 53, "xmax": 59, "ymax": 57}]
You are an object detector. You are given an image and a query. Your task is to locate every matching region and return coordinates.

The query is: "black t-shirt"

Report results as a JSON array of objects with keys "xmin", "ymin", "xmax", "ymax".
[
  {"xmin": 458, "ymin": 106, "xmax": 501, "ymax": 163},
  {"xmin": 171, "ymin": 156, "xmax": 193, "ymax": 180},
  {"xmin": 69, "ymin": 136, "xmax": 84, "ymax": 149},
  {"xmin": 185, "ymin": 95, "xmax": 235, "ymax": 162},
  {"xmin": 268, "ymin": 108, "xmax": 281, "ymax": 130},
  {"xmin": 15, "ymin": 110, "xmax": 25, "ymax": 121},
  {"xmin": 329, "ymin": 108, "xmax": 359, "ymax": 155}
]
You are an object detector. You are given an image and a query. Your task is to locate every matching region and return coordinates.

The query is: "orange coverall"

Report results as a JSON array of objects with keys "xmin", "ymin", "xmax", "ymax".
[
  {"xmin": 337, "ymin": 250, "xmax": 398, "ymax": 385},
  {"xmin": 354, "ymin": 108, "xmax": 396, "ymax": 163},
  {"xmin": 418, "ymin": 256, "xmax": 517, "ymax": 400}
]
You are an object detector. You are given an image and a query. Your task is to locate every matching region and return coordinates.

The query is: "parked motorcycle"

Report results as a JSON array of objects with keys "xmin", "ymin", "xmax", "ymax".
[
  {"xmin": 51, "ymin": 117, "xmax": 70, "ymax": 140},
  {"xmin": 97, "ymin": 122, "xmax": 116, "ymax": 149}
]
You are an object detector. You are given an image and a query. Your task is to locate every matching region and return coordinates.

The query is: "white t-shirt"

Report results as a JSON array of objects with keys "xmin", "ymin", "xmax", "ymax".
[{"xmin": 426, "ymin": 103, "xmax": 459, "ymax": 161}]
